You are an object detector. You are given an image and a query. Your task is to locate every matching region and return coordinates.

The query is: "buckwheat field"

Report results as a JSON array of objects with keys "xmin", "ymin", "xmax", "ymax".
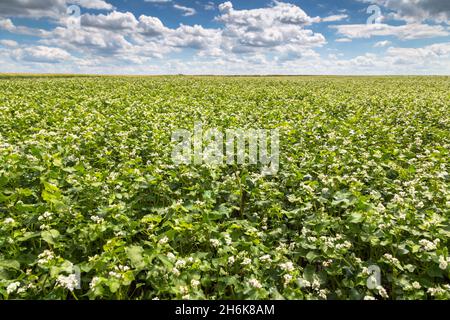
[{"xmin": 0, "ymin": 75, "xmax": 449, "ymax": 300}]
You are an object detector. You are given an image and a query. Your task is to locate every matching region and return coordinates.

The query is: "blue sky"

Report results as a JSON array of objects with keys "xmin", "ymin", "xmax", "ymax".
[{"xmin": 0, "ymin": 0, "xmax": 449, "ymax": 74}]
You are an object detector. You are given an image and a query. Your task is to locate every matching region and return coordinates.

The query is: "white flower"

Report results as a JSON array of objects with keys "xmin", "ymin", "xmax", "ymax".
[
  {"xmin": 279, "ymin": 261, "xmax": 294, "ymax": 272},
  {"xmin": 241, "ymin": 257, "xmax": 252, "ymax": 266},
  {"xmin": 56, "ymin": 274, "xmax": 79, "ymax": 291},
  {"xmin": 37, "ymin": 250, "xmax": 55, "ymax": 264},
  {"xmin": 259, "ymin": 255, "xmax": 272, "ymax": 263},
  {"xmin": 224, "ymin": 234, "xmax": 232, "ymax": 246},
  {"xmin": 210, "ymin": 239, "xmax": 220, "ymax": 248},
  {"xmin": 108, "ymin": 271, "xmax": 123, "ymax": 279},
  {"xmin": 283, "ymin": 274, "xmax": 293, "ymax": 286},
  {"xmin": 175, "ymin": 260, "xmax": 186, "ymax": 268},
  {"xmin": 38, "ymin": 212, "xmax": 53, "ymax": 221},
  {"xmin": 297, "ymin": 278, "xmax": 311, "ymax": 288},
  {"xmin": 179, "ymin": 286, "xmax": 189, "ymax": 295},
  {"xmin": 89, "ymin": 277, "xmax": 100, "ymax": 289},
  {"xmin": 438, "ymin": 256, "xmax": 448, "ymax": 270},
  {"xmin": 312, "ymin": 279, "xmax": 321, "ymax": 290},
  {"xmin": 115, "ymin": 265, "xmax": 130, "ymax": 272},
  {"xmin": 377, "ymin": 286, "xmax": 389, "ymax": 299},
  {"xmin": 4, "ymin": 218, "xmax": 15, "ymax": 224},
  {"xmin": 412, "ymin": 281, "xmax": 421, "ymax": 290},
  {"xmin": 167, "ymin": 252, "xmax": 176, "ymax": 260},
  {"xmin": 172, "ymin": 268, "xmax": 180, "ymax": 276},
  {"xmin": 364, "ymin": 295, "xmax": 376, "ymax": 300},
  {"xmin": 191, "ymin": 279, "xmax": 200, "ymax": 288},
  {"xmin": 248, "ymin": 278, "xmax": 262, "ymax": 289},
  {"xmin": 6, "ymin": 282, "xmax": 21, "ymax": 294},
  {"xmin": 419, "ymin": 239, "xmax": 437, "ymax": 251},
  {"xmin": 228, "ymin": 256, "xmax": 235, "ymax": 265},
  {"xmin": 158, "ymin": 236, "xmax": 169, "ymax": 245},
  {"xmin": 318, "ymin": 289, "xmax": 327, "ymax": 299},
  {"xmin": 90, "ymin": 215, "xmax": 104, "ymax": 224}
]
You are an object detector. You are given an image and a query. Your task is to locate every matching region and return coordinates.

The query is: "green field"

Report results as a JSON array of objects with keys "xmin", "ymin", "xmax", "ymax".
[{"xmin": 0, "ymin": 76, "xmax": 449, "ymax": 300}]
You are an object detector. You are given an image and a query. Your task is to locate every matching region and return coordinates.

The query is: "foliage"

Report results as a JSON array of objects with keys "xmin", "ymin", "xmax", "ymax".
[{"xmin": 0, "ymin": 76, "xmax": 449, "ymax": 300}]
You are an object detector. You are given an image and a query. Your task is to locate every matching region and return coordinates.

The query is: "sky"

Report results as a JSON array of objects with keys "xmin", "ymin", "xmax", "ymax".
[{"xmin": 0, "ymin": 0, "xmax": 449, "ymax": 75}]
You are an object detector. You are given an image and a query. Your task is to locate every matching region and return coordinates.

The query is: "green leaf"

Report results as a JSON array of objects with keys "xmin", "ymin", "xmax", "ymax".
[{"xmin": 41, "ymin": 229, "xmax": 60, "ymax": 245}]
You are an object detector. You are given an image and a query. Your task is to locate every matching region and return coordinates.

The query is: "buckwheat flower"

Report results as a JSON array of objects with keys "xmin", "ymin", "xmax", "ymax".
[
  {"xmin": 89, "ymin": 277, "xmax": 100, "ymax": 289},
  {"xmin": 241, "ymin": 257, "xmax": 251, "ymax": 266},
  {"xmin": 210, "ymin": 239, "xmax": 220, "ymax": 248},
  {"xmin": 364, "ymin": 296, "xmax": 376, "ymax": 300},
  {"xmin": 438, "ymin": 256, "xmax": 448, "ymax": 270},
  {"xmin": 90, "ymin": 215, "xmax": 104, "ymax": 224},
  {"xmin": 187, "ymin": 257, "xmax": 194, "ymax": 263},
  {"xmin": 318, "ymin": 289, "xmax": 327, "ymax": 300},
  {"xmin": 248, "ymin": 278, "xmax": 262, "ymax": 289},
  {"xmin": 279, "ymin": 261, "xmax": 294, "ymax": 272},
  {"xmin": 419, "ymin": 239, "xmax": 436, "ymax": 251},
  {"xmin": 37, "ymin": 250, "xmax": 55, "ymax": 264},
  {"xmin": 412, "ymin": 281, "xmax": 421, "ymax": 290},
  {"xmin": 322, "ymin": 259, "xmax": 332, "ymax": 267},
  {"xmin": 228, "ymin": 256, "xmax": 235, "ymax": 265},
  {"xmin": 115, "ymin": 265, "xmax": 130, "ymax": 272},
  {"xmin": 4, "ymin": 218, "xmax": 15, "ymax": 224},
  {"xmin": 312, "ymin": 279, "xmax": 321, "ymax": 290},
  {"xmin": 158, "ymin": 236, "xmax": 169, "ymax": 245},
  {"xmin": 175, "ymin": 260, "xmax": 186, "ymax": 268},
  {"xmin": 191, "ymin": 279, "xmax": 200, "ymax": 288},
  {"xmin": 38, "ymin": 212, "xmax": 53, "ymax": 221},
  {"xmin": 167, "ymin": 253, "xmax": 176, "ymax": 260},
  {"xmin": 283, "ymin": 274, "xmax": 293, "ymax": 286},
  {"xmin": 297, "ymin": 278, "xmax": 311, "ymax": 288},
  {"xmin": 259, "ymin": 255, "xmax": 272, "ymax": 263},
  {"xmin": 377, "ymin": 286, "xmax": 389, "ymax": 299},
  {"xmin": 56, "ymin": 274, "xmax": 79, "ymax": 291},
  {"xmin": 179, "ymin": 286, "xmax": 189, "ymax": 295},
  {"xmin": 152, "ymin": 297, "xmax": 160, "ymax": 300},
  {"xmin": 182, "ymin": 294, "xmax": 190, "ymax": 300},
  {"xmin": 224, "ymin": 234, "xmax": 232, "ymax": 246},
  {"xmin": 108, "ymin": 271, "xmax": 123, "ymax": 279},
  {"xmin": 172, "ymin": 268, "xmax": 180, "ymax": 276},
  {"xmin": 6, "ymin": 282, "xmax": 21, "ymax": 294}
]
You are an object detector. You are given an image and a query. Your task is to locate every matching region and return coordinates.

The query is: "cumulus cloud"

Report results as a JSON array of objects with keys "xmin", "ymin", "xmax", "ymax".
[
  {"xmin": 358, "ymin": 0, "xmax": 450, "ymax": 24},
  {"xmin": 69, "ymin": 0, "xmax": 114, "ymax": 11},
  {"xmin": 215, "ymin": 1, "xmax": 325, "ymax": 56},
  {"xmin": 80, "ymin": 11, "xmax": 138, "ymax": 31},
  {"xmin": 374, "ymin": 40, "xmax": 392, "ymax": 47},
  {"xmin": 12, "ymin": 46, "xmax": 72, "ymax": 63},
  {"xmin": 0, "ymin": 39, "xmax": 18, "ymax": 47},
  {"xmin": 331, "ymin": 23, "xmax": 449, "ymax": 40},
  {"xmin": 173, "ymin": 4, "xmax": 197, "ymax": 16},
  {"xmin": 0, "ymin": 0, "xmax": 113, "ymax": 19},
  {"xmin": 321, "ymin": 14, "xmax": 348, "ymax": 22}
]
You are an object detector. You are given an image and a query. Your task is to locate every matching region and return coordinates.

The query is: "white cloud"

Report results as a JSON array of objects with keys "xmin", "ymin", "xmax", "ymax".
[
  {"xmin": 321, "ymin": 14, "xmax": 348, "ymax": 22},
  {"xmin": 215, "ymin": 1, "xmax": 325, "ymax": 56},
  {"xmin": 12, "ymin": 46, "xmax": 72, "ymax": 63},
  {"xmin": 69, "ymin": 0, "xmax": 114, "ymax": 10},
  {"xmin": 358, "ymin": 0, "xmax": 450, "ymax": 24},
  {"xmin": 374, "ymin": 40, "xmax": 392, "ymax": 47},
  {"xmin": 335, "ymin": 38, "xmax": 352, "ymax": 43},
  {"xmin": 0, "ymin": 39, "xmax": 18, "ymax": 47},
  {"xmin": 0, "ymin": 0, "xmax": 113, "ymax": 19},
  {"xmin": 81, "ymin": 11, "xmax": 138, "ymax": 31},
  {"xmin": 0, "ymin": 18, "xmax": 48, "ymax": 36},
  {"xmin": 331, "ymin": 23, "xmax": 449, "ymax": 40},
  {"xmin": 173, "ymin": 4, "xmax": 197, "ymax": 16},
  {"xmin": 204, "ymin": 2, "xmax": 216, "ymax": 11}
]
